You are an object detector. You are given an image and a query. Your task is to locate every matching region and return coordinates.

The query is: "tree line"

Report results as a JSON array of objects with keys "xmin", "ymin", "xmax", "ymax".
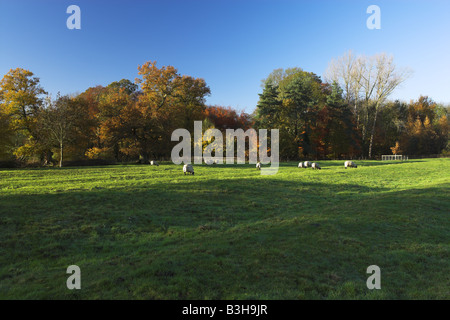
[
  {"xmin": 0, "ymin": 55, "xmax": 448, "ymax": 167},
  {"xmin": 254, "ymin": 51, "xmax": 448, "ymax": 160}
]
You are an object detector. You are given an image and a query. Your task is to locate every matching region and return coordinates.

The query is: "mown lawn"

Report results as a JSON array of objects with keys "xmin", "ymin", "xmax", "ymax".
[{"xmin": 0, "ymin": 159, "xmax": 449, "ymax": 299}]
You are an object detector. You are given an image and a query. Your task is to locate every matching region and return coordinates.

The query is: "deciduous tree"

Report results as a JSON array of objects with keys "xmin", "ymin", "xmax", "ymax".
[
  {"xmin": 0, "ymin": 68, "xmax": 47, "ymax": 160},
  {"xmin": 38, "ymin": 95, "xmax": 78, "ymax": 167},
  {"xmin": 325, "ymin": 51, "xmax": 412, "ymax": 158}
]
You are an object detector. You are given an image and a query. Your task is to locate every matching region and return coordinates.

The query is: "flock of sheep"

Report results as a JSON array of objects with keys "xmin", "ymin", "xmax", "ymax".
[
  {"xmin": 150, "ymin": 159, "xmax": 358, "ymax": 175},
  {"xmin": 256, "ymin": 160, "xmax": 357, "ymax": 171},
  {"xmin": 288, "ymin": 160, "xmax": 357, "ymax": 170}
]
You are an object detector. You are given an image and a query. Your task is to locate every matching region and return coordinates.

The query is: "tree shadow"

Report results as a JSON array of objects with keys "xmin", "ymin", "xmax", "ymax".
[{"xmin": 0, "ymin": 176, "xmax": 448, "ymax": 299}]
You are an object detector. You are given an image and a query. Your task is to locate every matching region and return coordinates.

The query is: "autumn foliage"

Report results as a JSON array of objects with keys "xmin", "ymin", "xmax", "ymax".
[{"xmin": 0, "ymin": 64, "xmax": 448, "ymax": 166}]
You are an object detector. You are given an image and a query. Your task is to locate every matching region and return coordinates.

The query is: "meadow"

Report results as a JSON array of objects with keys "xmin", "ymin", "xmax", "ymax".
[{"xmin": 0, "ymin": 159, "xmax": 449, "ymax": 299}]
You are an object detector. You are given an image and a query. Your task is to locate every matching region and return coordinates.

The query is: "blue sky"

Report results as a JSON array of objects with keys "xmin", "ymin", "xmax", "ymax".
[{"xmin": 1, "ymin": 0, "xmax": 449, "ymax": 113}]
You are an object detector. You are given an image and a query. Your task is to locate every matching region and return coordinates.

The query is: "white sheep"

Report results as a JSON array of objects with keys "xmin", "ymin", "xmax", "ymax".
[
  {"xmin": 298, "ymin": 162, "xmax": 303, "ymax": 168},
  {"xmin": 183, "ymin": 164, "xmax": 194, "ymax": 175},
  {"xmin": 303, "ymin": 161, "xmax": 312, "ymax": 168},
  {"xmin": 150, "ymin": 160, "xmax": 159, "ymax": 166},
  {"xmin": 256, "ymin": 162, "xmax": 261, "ymax": 170},
  {"xmin": 311, "ymin": 162, "xmax": 321, "ymax": 170},
  {"xmin": 205, "ymin": 159, "xmax": 214, "ymax": 165},
  {"xmin": 344, "ymin": 160, "xmax": 357, "ymax": 169}
]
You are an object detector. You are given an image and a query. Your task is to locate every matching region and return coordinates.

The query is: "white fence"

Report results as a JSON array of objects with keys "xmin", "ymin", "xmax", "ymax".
[{"xmin": 381, "ymin": 155, "xmax": 408, "ymax": 161}]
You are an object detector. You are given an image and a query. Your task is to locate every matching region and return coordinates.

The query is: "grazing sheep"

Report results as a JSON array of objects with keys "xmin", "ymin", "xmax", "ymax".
[
  {"xmin": 256, "ymin": 162, "xmax": 261, "ymax": 170},
  {"xmin": 183, "ymin": 164, "xmax": 194, "ymax": 175},
  {"xmin": 205, "ymin": 159, "xmax": 214, "ymax": 165},
  {"xmin": 303, "ymin": 161, "xmax": 312, "ymax": 168},
  {"xmin": 298, "ymin": 162, "xmax": 303, "ymax": 168},
  {"xmin": 150, "ymin": 160, "xmax": 159, "ymax": 166},
  {"xmin": 312, "ymin": 162, "xmax": 321, "ymax": 170},
  {"xmin": 344, "ymin": 160, "xmax": 357, "ymax": 169}
]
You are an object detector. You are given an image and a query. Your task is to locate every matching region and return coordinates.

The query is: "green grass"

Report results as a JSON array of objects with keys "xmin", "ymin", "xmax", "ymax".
[{"xmin": 0, "ymin": 159, "xmax": 449, "ymax": 299}]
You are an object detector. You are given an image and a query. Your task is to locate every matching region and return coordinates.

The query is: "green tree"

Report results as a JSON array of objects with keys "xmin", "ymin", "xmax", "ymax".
[
  {"xmin": 324, "ymin": 82, "xmax": 359, "ymax": 158},
  {"xmin": 107, "ymin": 79, "xmax": 139, "ymax": 95},
  {"xmin": 256, "ymin": 68, "xmax": 325, "ymax": 159},
  {"xmin": 254, "ymin": 83, "xmax": 282, "ymax": 129}
]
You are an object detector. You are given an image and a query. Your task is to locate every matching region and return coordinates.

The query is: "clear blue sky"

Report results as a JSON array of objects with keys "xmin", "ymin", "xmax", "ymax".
[{"xmin": 1, "ymin": 0, "xmax": 449, "ymax": 113}]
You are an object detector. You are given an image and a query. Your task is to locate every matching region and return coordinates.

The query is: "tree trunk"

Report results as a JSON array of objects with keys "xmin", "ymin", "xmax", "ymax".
[
  {"xmin": 368, "ymin": 106, "xmax": 379, "ymax": 159},
  {"xmin": 114, "ymin": 143, "xmax": 120, "ymax": 162},
  {"xmin": 42, "ymin": 150, "xmax": 54, "ymax": 166},
  {"xmin": 59, "ymin": 143, "xmax": 63, "ymax": 168}
]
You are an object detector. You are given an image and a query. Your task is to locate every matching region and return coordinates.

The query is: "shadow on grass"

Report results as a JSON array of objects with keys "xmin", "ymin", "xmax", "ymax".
[{"xmin": 0, "ymin": 177, "xmax": 448, "ymax": 299}]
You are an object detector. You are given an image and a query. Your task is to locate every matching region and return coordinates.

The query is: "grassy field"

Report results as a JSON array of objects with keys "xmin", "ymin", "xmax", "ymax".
[{"xmin": 0, "ymin": 159, "xmax": 449, "ymax": 299}]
